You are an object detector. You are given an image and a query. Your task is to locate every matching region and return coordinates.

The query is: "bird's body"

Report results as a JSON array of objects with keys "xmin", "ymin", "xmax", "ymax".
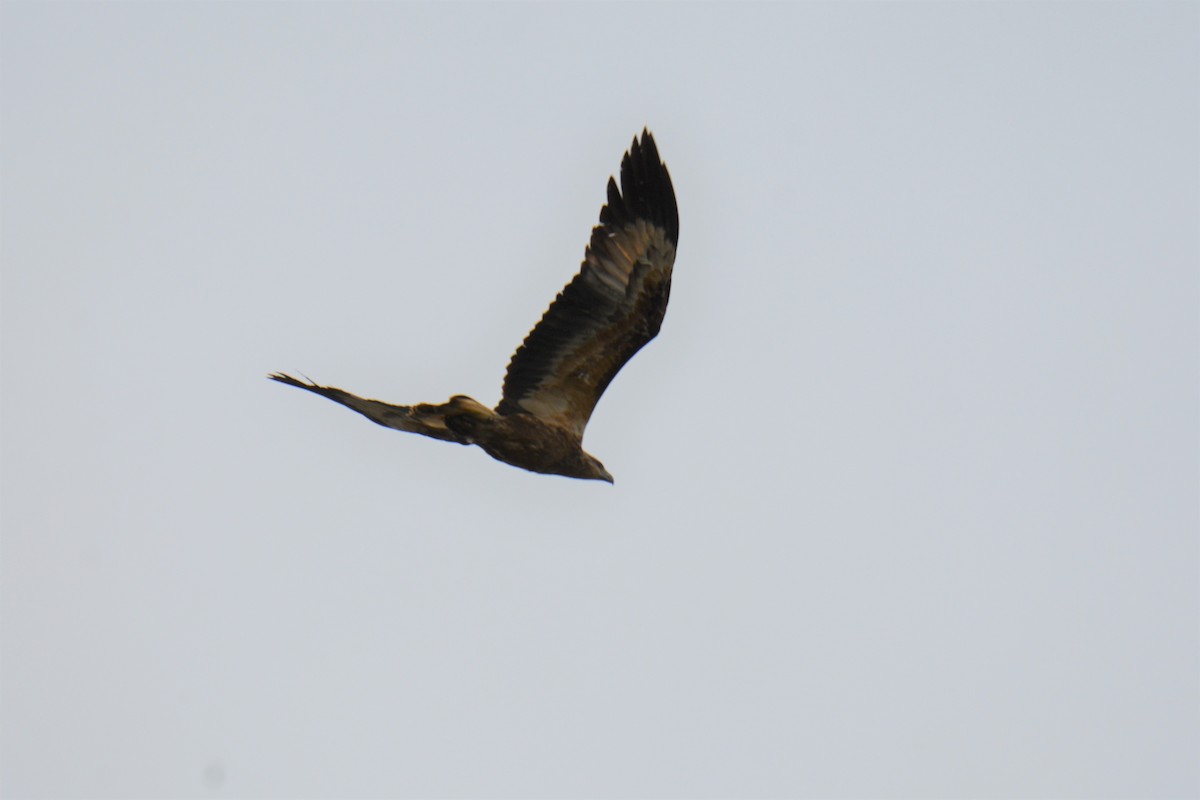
[
  {"xmin": 452, "ymin": 407, "xmax": 613, "ymax": 483},
  {"xmin": 270, "ymin": 130, "xmax": 678, "ymax": 483}
]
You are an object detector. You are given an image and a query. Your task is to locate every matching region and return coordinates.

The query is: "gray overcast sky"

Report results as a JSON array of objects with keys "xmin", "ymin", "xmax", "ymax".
[{"xmin": 2, "ymin": 2, "xmax": 1197, "ymax": 797}]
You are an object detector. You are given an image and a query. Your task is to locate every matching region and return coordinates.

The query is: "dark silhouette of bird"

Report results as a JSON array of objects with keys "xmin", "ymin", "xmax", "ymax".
[{"xmin": 269, "ymin": 129, "xmax": 678, "ymax": 483}]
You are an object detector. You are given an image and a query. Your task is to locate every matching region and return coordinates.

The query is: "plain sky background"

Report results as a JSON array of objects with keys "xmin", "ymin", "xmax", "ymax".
[{"xmin": 2, "ymin": 2, "xmax": 1197, "ymax": 798}]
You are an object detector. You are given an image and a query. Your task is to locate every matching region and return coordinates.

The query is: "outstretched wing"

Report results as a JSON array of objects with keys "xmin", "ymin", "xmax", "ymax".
[
  {"xmin": 496, "ymin": 129, "xmax": 679, "ymax": 438},
  {"xmin": 268, "ymin": 373, "xmax": 481, "ymax": 444}
]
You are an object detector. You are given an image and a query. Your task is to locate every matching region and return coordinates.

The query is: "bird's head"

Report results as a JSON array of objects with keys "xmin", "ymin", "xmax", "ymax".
[{"xmin": 581, "ymin": 453, "xmax": 614, "ymax": 484}]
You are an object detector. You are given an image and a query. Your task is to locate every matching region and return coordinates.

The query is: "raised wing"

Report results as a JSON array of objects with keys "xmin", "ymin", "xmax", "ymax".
[{"xmin": 496, "ymin": 129, "xmax": 678, "ymax": 438}]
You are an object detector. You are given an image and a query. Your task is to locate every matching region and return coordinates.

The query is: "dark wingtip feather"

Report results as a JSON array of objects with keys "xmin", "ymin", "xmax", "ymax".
[
  {"xmin": 268, "ymin": 372, "xmax": 317, "ymax": 389},
  {"xmin": 601, "ymin": 128, "xmax": 679, "ymax": 246}
]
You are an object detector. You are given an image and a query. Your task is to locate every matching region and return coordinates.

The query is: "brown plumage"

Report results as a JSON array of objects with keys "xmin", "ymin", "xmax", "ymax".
[{"xmin": 269, "ymin": 129, "xmax": 678, "ymax": 483}]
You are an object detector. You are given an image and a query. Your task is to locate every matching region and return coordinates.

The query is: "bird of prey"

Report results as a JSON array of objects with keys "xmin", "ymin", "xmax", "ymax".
[{"xmin": 269, "ymin": 129, "xmax": 678, "ymax": 483}]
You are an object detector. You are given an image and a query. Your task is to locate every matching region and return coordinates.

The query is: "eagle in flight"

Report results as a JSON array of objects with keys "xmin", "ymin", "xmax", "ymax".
[{"xmin": 270, "ymin": 129, "xmax": 678, "ymax": 483}]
